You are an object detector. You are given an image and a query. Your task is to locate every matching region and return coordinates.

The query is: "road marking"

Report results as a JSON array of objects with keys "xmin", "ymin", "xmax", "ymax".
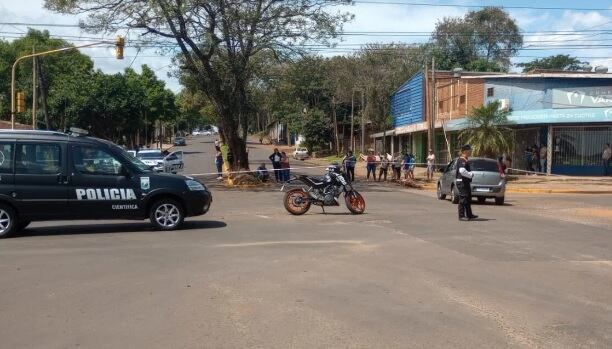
[{"xmin": 214, "ymin": 240, "xmax": 364, "ymax": 248}]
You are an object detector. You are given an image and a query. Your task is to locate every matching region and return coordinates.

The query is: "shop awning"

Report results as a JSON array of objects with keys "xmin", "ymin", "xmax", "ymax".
[{"xmin": 370, "ymin": 130, "xmax": 395, "ymax": 138}]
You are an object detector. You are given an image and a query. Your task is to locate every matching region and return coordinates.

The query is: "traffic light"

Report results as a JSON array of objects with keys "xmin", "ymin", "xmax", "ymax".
[
  {"xmin": 16, "ymin": 92, "xmax": 25, "ymax": 113},
  {"xmin": 115, "ymin": 36, "xmax": 125, "ymax": 60}
]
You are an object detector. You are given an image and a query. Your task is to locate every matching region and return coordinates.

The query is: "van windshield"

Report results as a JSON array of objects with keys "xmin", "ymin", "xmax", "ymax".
[{"xmin": 113, "ymin": 147, "xmax": 151, "ymax": 172}]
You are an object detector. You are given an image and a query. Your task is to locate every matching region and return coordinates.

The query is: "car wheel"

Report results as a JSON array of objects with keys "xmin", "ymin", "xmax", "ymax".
[
  {"xmin": 150, "ymin": 199, "xmax": 184, "ymax": 230},
  {"xmin": 437, "ymin": 183, "xmax": 446, "ymax": 200},
  {"xmin": 0, "ymin": 204, "xmax": 17, "ymax": 239},
  {"xmin": 477, "ymin": 197, "xmax": 486, "ymax": 204},
  {"xmin": 495, "ymin": 197, "xmax": 505, "ymax": 206},
  {"xmin": 450, "ymin": 185, "xmax": 459, "ymax": 204}
]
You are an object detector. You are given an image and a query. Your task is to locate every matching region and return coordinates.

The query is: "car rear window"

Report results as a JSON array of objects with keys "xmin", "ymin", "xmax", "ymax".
[{"xmin": 471, "ymin": 159, "xmax": 499, "ymax": 172}]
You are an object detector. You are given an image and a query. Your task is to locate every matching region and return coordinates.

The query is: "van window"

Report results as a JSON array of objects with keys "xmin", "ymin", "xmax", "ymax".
[
  {"xmin": 72, "ymin": 146, "xmax": 123, "ymax": 176},
  {"xmin": 0, "ymin": 143, "xmax": 14, "ymax": 174},
  {"xmin": 16, "ymin": 143, "xmax": 61, "ymax": 174}
]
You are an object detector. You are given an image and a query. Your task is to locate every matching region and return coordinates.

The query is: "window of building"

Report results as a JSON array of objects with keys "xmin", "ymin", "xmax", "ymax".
[
  {"xmin": 0, "ymin": 143, "xmax": 14, "ymax": 174},
  {"xmin": 72, "ymin": 146, "xmax": 124, "ymax": 176},
  {"xmin": 553, "ymin": 126, "xmax": 612, "ymax": 167},
  {"xmin": 487, "ymin": 87, "xmax": 494, "ymax": 97},
  {"xmin": 459, "ymin": 95, "xmax": 466, "ymax": 104},
  {"xmin": 15, "ymin": 143, "xmax": 61, "ymax": 175}
]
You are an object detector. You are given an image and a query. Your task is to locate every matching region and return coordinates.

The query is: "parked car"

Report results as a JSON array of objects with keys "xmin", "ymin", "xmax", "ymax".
[
  {"xmin": 192, "ymin": 130, "xmax": 201, "ymax": 136},
  {"xmin": 137, "ymin": 149, "xmax": 184, "ymax": 174},
  {"xmin": 174, "ymin": 137, "xmax": 186, "ymax": 146},
  {"xmin": 437, "ymin": 157, "xmax": 506, "ymax": 205},
  {"xmin": 201, "ymin": 130, "xmax": 212, "ymax": 136},
  {"xmin": 293, "ymin": 147, "xmax": 309, "ymax": 160}
]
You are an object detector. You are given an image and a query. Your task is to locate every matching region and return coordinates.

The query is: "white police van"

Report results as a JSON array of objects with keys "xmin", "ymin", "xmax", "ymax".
[{"xmin": 0, "ymin": 129, "xmax": 212, "ymax": 238}]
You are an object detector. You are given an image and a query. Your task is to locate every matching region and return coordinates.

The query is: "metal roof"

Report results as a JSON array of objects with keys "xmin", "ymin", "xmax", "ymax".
[{"xmin": 461, "ymin": 73, "xmax": 612, "ymax": 79}]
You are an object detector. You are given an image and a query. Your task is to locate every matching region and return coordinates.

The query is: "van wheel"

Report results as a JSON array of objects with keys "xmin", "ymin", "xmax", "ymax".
[
  {"xmin": 150, "ymin": 199, "xmax": 184, "ymax": 230},
  {"xmin": 495, "ymin": 197, "xmax": 505, "ymax": 206},
  {"xmin": 0, "ymin": 204, "xmax": 17, "ymax": 238},
  {"xmin": 450, "ymin": 185, "xmax": 459, "ymax": 204}
]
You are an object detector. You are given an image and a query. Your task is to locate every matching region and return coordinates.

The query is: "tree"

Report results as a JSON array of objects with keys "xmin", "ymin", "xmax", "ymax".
[
  {"xmin": 302, "ymin": 109, "xmax": 332, "ymax": 152},
  {"xmin": 460, "ymin": 101, "xmax": 513, "ymax": 158},
  {"xmin": 516, "ymin": 55, "xmax": 589, "ymax": 72},
  {"xmin": 431, "ymin": 7, "xmax": 522, "ymax": 71},
  {"xmin": 46, "ymin": 0, "xmax": 353, "ymax": 170}
]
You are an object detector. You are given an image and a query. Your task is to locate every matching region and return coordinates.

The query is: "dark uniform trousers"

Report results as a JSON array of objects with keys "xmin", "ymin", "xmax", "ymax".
[{"xmin": 457, "ymin": 181, "xmax": 473, "ymax": 218}]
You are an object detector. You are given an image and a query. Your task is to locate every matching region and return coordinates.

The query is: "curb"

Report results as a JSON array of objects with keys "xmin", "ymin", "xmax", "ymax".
[{"xmin": 418, "ymin": 186, "xmax": 612, "ymax": 194}]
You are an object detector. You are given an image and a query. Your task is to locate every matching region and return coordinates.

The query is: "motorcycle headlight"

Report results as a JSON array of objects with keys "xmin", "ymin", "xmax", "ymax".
[{"xmin": 185, "ymin": 179, "xmax": 206, "ymax": 191}]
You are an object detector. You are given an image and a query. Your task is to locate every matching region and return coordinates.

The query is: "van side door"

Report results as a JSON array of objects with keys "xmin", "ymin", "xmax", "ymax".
[
  {"xmin": 68, "ymin": 144, "xmax": 143, "ymax": 219},
  {"xmin": 13, "ymin": 141, "xmax": 69, "ymax": 219}
]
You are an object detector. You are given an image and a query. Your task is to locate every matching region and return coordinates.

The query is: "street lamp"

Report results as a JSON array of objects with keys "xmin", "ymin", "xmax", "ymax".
[{"xmin": 10, "ymin": 37, "xmax": 125, "ymax": 130}]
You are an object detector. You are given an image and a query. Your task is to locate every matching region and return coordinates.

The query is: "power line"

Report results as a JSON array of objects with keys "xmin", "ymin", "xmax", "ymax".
[{"xmin": 351, "ymin": 1, "xmax": 612, "ymax": 11}]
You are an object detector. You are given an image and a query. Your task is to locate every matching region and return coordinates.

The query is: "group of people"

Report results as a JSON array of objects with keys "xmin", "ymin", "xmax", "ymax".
[
  {"xmin": 523, "ymin": 144, "xmax": 548, "ymax": 174},
  {"xmin": 340, "ymin": 149, "xmax": 437, "ymax": 182},
  {"xmin": 268, "ymin": 148, "xmax": 291, "ymax": 182}
]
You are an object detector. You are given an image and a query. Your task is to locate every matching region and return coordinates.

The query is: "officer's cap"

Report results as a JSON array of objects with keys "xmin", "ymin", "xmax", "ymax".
[{"xmin": 461, "ymin": 144, "xmax": 472, "ymax": 152}]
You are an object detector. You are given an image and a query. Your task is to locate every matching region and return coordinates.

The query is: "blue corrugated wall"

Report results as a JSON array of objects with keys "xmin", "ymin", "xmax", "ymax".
[{"xmin": 391, "ymin": 72, "xmax": 424, "ymax": 127}]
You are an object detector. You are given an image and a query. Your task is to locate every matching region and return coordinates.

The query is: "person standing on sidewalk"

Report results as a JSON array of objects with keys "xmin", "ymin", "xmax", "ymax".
[
  {"xmin": 378, "ymin": 153, "xmax": 389, "ymax": 181},
  {"xmin": 366, "ymin": 151, "xmax": 377, "ymax": 181},
  {"xmin": 603, "ymin": 143, "xmax": 611, "ymax": 176},
  {"xmin": 280, "ymin": 151, "xmax": 290, "ymax": 182},
  {"xmin": 343, "ymin": 151, "xmax": 356, "ymax": 182},
  {"xmin": 269, "ymin": 148, "xmax": 282, "ymax": 182},
  {"xmin": 539, "ymin": 144, "xmax": 547, "ymax": 173},
  {"xmin": 214, "ymin": 149, "xmax": 224, "ymax": 180},
  {"xmin": 393, "ymin": 152, "xmax": 402, "ymax": 180},
  {"xmin": 456, "ymin": 145, "xmax": 478, "ymax": 221},
  {"xmin": 426, "ymin": 149, "xmax": 435, "ymax": 181}
]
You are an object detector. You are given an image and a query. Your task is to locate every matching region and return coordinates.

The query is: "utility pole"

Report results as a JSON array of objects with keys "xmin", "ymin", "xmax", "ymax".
[
  {"xmin": 428, "ymin": 57, "xmax": 435, "ymax": 154},
  {"xmin": 332, "ymin": 96, "xmax": 340, "ymax": 156},
  {"xmin": 350, "ymin": 90, "xmax": 355, "ymax": 151},
  {"xmin": 32, "ymin": 48, "xmax": 37, "ymax": 130},
  {"xmin": 360, "ymin": 89, "xmax": 365, "ymax": 154}
]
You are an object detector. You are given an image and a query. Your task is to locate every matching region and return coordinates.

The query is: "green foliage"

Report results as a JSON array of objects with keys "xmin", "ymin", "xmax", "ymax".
[
  {"xmin": 302, "ymin": 109, "xmax": 332, "ymax": 152},
  {"xmin": 460, "ymin": 101, "xmax": 514, "ymax": 157},
  {"xmin": 516, "ymin": 55, "xmax": 589, "ymax": 72},
  {"xmin": 431, "ymin": 7, "xmax": 522, "ymax": 71}
]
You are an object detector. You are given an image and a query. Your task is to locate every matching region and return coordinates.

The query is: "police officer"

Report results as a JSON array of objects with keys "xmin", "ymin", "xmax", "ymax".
[{"xmin": 456, "ymin": 144, "xmax": 478, "ymax": 221}]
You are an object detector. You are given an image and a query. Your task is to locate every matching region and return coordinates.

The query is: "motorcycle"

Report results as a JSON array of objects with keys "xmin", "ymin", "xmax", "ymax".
[{"xmin": 281, "ymin": 164, "xmax": 365, "ymax": 215}]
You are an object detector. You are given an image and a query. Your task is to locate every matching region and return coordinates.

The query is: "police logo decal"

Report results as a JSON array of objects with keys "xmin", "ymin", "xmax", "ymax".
[
  {"xmin": 75, "ymin": 188, "xmax": 137, "ymax": 201},
  {"xmin": 141, "ymin": 177, "xmax": 150, "ymax": 190}
]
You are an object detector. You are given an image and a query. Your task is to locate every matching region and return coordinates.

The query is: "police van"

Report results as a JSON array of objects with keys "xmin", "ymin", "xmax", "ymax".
[{"xmin": 0, "ymin": 129, "xmax": 212, "ymax": 238}]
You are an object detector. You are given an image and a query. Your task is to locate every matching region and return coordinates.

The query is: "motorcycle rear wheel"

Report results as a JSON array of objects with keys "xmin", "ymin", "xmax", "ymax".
[
  {"xmin": 284, "ymin": 189, "xmax": 312, "ymax": 215},
  {"xmin": 345, "ymin": 191, "xmax": 365, "ymax": 214}
]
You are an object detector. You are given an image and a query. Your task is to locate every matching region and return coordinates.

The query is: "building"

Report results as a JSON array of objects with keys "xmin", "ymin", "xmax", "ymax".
[
  {"xmin": 372, "ymin": 70, "xmax": 491, "ymax": 164},
  {"xmin": 446, "ymin": 71, "xmax": 612, "ymax": 175}
]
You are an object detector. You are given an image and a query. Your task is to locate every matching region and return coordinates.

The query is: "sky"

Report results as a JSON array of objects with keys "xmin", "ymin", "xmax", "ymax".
[{"xmin": 1, "ymin": 0, "xmax": 611, "ymax": 92}]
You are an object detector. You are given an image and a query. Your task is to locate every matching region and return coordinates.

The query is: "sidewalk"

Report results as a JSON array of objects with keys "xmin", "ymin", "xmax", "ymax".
[{"xmin": 250, "ymin": 139, "xmax": 612, "ymax": 194}]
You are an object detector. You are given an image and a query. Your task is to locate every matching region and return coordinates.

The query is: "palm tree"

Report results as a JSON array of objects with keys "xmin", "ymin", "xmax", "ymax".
[{"xmin": 460, "ymin": 101, "xmax": 513, "ymax": 158}]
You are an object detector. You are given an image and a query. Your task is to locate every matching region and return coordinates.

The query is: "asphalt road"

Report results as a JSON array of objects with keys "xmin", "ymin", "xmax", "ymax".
[{"xmin": 1, "ymin": 135, "xmax": 611, "ymax": 349}]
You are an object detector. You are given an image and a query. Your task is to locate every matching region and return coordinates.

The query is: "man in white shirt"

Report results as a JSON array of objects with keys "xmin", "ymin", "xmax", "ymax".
[{"xmin": 426, "ymin": 149, "xmax": 435, "ymax": 181}]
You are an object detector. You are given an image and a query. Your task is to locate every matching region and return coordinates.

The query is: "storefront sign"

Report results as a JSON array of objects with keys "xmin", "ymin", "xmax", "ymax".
[
  {"xmin": 552, "ymin": 87, "xmax": 612, "ymax": 108},
  {"xmin": 395, "ymin": 121, "xmax": 428, "ymax": 135},
  {"xmin": 445, "ymin": 107, "xmax": 612, "ymax": 131}
]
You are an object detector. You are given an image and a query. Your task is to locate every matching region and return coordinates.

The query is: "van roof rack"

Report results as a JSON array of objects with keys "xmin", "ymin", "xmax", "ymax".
[{"xmin": 69, "ymin": 127, "xmax": 89, "ymax": 137}]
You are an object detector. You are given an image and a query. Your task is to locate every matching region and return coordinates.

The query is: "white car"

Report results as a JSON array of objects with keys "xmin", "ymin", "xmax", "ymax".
[
  {"xmin": 137, "ymin": 149, "xmax": 184, "ymax": 174},
  {"xmin": 192, "ymin": 130, "xmax": 201, "ymax": 136},
  {"xmin": 293, "ymin": 147, "xmax": 309, "ymax": 160},
  {"xmin": 201, "ymin": 130, "xmax": 212, "ymax": 136}
]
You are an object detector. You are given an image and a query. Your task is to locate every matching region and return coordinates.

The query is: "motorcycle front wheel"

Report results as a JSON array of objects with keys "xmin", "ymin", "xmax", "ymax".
[
  {"xmin": 284, "ymin": 189, "xmax": 312, "ymax": 215},
  {"xmin": 345, "ymin": 191, "xmax": 365, "ymax": 214}
]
